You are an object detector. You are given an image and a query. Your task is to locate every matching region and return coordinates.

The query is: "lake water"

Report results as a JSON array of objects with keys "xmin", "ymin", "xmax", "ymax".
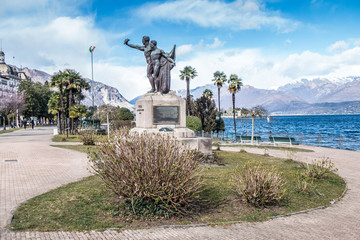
[{"xmin": 221, "ymin": 115, "xmax": 360, "ymax": 151}]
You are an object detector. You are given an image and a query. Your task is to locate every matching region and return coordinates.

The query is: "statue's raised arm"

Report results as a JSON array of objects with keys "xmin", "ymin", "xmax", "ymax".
[
  {"xmin": 124, "ymin": 36, "xmax": 156, "ymax": 92},
  {"xmin": 124, "ymin": 38, "xmax": 145, "ymax": 51}
]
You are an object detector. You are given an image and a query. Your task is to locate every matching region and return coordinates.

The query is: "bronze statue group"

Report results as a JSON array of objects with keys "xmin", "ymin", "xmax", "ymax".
[{"xmin": 124, "ymin": 36, "xmax": 176, "ymax": 94}]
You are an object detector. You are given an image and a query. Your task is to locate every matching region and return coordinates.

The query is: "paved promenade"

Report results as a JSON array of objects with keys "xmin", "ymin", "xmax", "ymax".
[{"xmin": 1, "ymin": 127, "xmax": 360, "ymax": 239}]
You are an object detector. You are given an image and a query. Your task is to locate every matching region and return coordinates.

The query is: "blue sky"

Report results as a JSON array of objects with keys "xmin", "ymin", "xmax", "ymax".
[{"xmin": 1, "ymin": 0, "xmax": 360, "ymax": 100}]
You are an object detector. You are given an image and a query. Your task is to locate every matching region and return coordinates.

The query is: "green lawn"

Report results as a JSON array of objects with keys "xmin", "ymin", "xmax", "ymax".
[
  {"xmin": 11, "ymin": 148, "xmax": 345, "ymax": 231},
  {"xmin": 216, "ymin": 144, "xmax": 314, "ymax": 152},
  {"xmin": 51, "ymin": 144, "xmax": 96, "ymax": 153},
  {"xmin": 52, "ymin": 134, "xmax": 82, "ymax": 142},
  {"xmin": 0, "ymin": 128, "xmax": 20, "ymax": 135},
  {"xmin": 52, "ymin": 134, "xmax": 108, "ymax": 144}
]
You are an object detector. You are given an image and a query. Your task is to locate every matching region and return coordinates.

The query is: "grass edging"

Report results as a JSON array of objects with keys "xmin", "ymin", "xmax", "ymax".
[
  {"xmin": 215, "ymin": 144, "xmax": 314, "ymax": 152},
  {"xmin": 0, "ymin": 128, "xmax": 21, "ymax": 135},
  {"xmin": 272, "ymin": 177, "xmax": 348, "ymax": 219},
  {"xmin": 91, "ymin": 181, "xmax": 349, "ymax": 232},
  {"xmin": 9, "ymin": 148, "xmax": 346, "ymax": 232},
  {"xmin": 89, "ymin": 179, "xmax": 348, "ymax": 232}
]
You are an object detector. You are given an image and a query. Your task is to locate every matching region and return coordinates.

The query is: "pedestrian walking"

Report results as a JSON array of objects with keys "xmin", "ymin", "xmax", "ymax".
[
  {"xmin": 23, "ymin": 120, "xmax": 27, "ymax": 130},
  {"xmin": 31, "ymin": 119, "xmax": 34, "ymax": 129}
]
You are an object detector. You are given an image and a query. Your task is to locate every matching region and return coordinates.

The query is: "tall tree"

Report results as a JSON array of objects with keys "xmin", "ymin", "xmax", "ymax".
[
  {"xmin": 75, "ymin": 78, "xmax": 90, "ymax": 105},
  {"xmin": 203, "ymin": 89, "xmax": 213, "ymax": 99},
  {"xmin": 0, "ymin": 89, "xmax": 25, "ymax": 130},
  {"xmin": 18, "ymin": 80, "xmax": 51, "ymax": 121},
  {"xmin": 47, "ymin": 92, "xmax": 61, "ymax": 128},
  {"xmin": 64, "ymin": 70, "xmax": 84, "ymax": 134},
  {"xmin": 192, "ymin": 90, "xmax": 217, "ymax": 132},
  {"xmin": 228, "ymin": 74, "xmax": 243, "ymax": 141},
  {"xmin": 94, "ymin": 105, "xmax": 134, "ymax": 123},
  {"xmin": 241, "ymin": 106, "xmax": 268, "ymax": 144},
  {"xmin": 212, "ymin": 71, "xmax": 227, "ymax": 132},
  {"xmin": 50, "ymin": 71, "xmax": 67, "ymax": 134},
  {"xmin": 69, "ymin": 104, "xmax": 87, "ymax": 124},
  {"xmin": 49, "ymin": 69, "xmax": 89, "ymax": 134},
  {"xmin": 179, "ymin": 66, "xmax": 197, "ymax": 116}
]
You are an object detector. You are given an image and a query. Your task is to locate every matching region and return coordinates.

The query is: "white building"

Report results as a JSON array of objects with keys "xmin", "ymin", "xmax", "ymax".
[
  {"xmin": 0, "ymin": 50, "xmax": 30, "ymax": 128},
  {"xmin": 0, "ymin": 50, "xmax": 30, "ymax": 96}
]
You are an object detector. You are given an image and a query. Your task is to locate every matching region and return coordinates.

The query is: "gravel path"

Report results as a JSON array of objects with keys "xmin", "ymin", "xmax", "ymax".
[{"xmin": 1, "ymin": 128, "xmax": 359, "ymax": 239}]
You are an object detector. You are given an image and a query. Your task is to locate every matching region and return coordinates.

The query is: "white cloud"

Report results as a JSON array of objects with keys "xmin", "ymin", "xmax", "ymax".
[
  {"xmin": 1, "ymin": 0, "xmax": 359, "ymax": 102},
  {"xmin": 135, "ymin": 0, "xmax": 300, "ymax": 32},
  {"xmin": 206, "ymin": 38, "xmax": 224, "ymax": 48},
  {"xmin": 170, "ymin": 46, "xmax": 360, "ymax": 94},
  {"xmin": 1, "ymin": 16, "xmax": 112, "ymax": 70},
  {"xmin": 327, "ymin": 40, "xmax": 349, "ymax": 53},
  {"xmin": 284, "ymin": 39, "xmax": 292, "ymax": 45},
  {"xmin": 177, "ymin": 38, "xmax": 223, "ymax": 57},
  {"xmin": 177, "ymin": 44, "xmax": 195, "ymax": 56},
  {"xmin": 177, "ymin": 40, "xmax": 207, "ymax": 57}
]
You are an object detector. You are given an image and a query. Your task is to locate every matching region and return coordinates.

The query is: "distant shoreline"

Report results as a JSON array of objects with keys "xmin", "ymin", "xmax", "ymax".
[{"xmin": 221, "ymin": 113, "xmax": 360, "ymax": 118}]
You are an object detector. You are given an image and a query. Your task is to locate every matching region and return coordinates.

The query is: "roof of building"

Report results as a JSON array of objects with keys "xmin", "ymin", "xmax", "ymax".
[{"xmin": 0, "ymin": 50, "xmax": 28, "ymax": 80}]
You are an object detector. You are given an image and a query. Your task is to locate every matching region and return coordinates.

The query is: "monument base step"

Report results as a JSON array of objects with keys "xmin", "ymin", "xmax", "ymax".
[
  {"xmin": 130, "ymin": 127, "xmax": 212, "ymax": 154},
  {"xmin": 130, "ymin": 127, "xmax": 195, "ymax": 138},
  {"xmin": 178, "ymin": 137, "xmax": 212, "ymax": 154}
]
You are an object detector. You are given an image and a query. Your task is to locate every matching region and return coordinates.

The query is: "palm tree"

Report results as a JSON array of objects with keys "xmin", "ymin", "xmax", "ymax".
[
  {"xmin": 179, "ymin": 66, "xmax": 197, "ymax": 116},
  {"xmin": 227, "ymin": 74, "xmax": 243, "ymax": 141},
  {"xmin": 212, "ymin": 71, "xmax": 227, "ymax": 119},
  {"xmin": 64, "ymin": 70, "xmax": 84, "ymax": 134},
  {"xmin": 75, "ymin": 78, "xmax": 90, "ymax": 105},
  {"xmin": 47, "ymin": 92, "xmax": 61, "ymax": 125},
  {"xmin": 50, "ymin": 70, "xmax": 88, "ymax": 134},
  {"xmin": 50, "ymin": 71, "xmax": 66, "ymax": 134},
  {"xmin": 203, "ymin": 89, "xmax": 213, "ymax": 99},
  {"xmin": 241, "ymin": 106, "xmax": 268, "ymax": 144}
]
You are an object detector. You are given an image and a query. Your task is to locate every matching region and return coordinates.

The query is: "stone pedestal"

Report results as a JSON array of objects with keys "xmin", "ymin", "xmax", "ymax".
[{"xmin": 131, "ymin": 91, "xmax": 212, "ymax": 154}]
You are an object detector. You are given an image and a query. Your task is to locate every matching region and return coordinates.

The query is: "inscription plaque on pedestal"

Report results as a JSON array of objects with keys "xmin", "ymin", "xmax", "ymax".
[{"xmin": 153, "ymin": 106, "xmax": 179, "ymax": 124}]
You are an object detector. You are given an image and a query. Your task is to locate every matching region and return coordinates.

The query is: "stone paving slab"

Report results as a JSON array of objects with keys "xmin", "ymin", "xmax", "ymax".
[
  {"xmin": 0, "ymin": 127, "xmax": 90, "ymax": 236},
  {"xmin": 1, "ymin": 129, "xmax": 360, "ymax": 239}
]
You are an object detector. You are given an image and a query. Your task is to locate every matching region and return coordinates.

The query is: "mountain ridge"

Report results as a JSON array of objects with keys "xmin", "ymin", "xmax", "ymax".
[
  {"xmin": 23, "ymin": 66, "xmax": 360, "ymax": 115},
  {"xmin": 172, "ymin": 76, "xmax": 360, "ymax": 114},
  {"xmin": 23, "ymin": 67, "xmax": 134, "ymax": 111}
]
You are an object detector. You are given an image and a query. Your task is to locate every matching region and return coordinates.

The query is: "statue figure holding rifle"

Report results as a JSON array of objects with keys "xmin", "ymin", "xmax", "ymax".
[{"xmin": 124, "ymin": 36, "xmax": 176, "ymax": 94}]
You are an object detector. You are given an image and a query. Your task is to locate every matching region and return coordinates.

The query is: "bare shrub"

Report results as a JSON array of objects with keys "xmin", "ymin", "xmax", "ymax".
[
  {"xmin": 111, "ymin": 120, "xmax": 135, "ymax": 131},
  {"xmin": 294, "ymin": 171, "xmax": 315, "ymax": 194},
  {"xmin": 79, "ymin": 130, "xmax": 97, "ymax": 145},
  {"xmin": 306, "ymin": 157, "xmax": 338, "ymax": 180},
  {"xmin": 89, "ymin": 131, "xmax": 202, "ymax": 216},
  {"xmin": 233, "ymin": 161, "xmax": 287, "ymax": 206}
]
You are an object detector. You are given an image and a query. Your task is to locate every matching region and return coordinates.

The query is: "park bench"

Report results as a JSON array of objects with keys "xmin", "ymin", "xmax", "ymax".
[
  {"xmin": 269, "ymin": 136, "xmax": 296, "ymax": 145},
  {"xmin": 236, "ymin": 135, "xmax": 261, "ymax": 144}
]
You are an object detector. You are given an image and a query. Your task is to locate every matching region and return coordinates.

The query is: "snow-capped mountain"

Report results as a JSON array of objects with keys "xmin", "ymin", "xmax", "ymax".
[
  {"xmin": 24, "ymin": 68, "xmax": 134, "ymax": 111},
  {"xmin": 172, "ymin": 76, "xmax": 360, "ymax": 114}
]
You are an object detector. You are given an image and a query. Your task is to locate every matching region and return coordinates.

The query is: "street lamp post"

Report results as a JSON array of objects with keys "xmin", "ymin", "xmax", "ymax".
[{"xmin": 89, "ymin": 46, "xmax": 96, "ymax": 129}]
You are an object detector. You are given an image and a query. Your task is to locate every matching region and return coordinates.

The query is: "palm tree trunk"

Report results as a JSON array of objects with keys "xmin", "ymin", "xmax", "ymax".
[
  {"xmin": 186, "ymin": 77, "xmax": 190, "ymax": 116},
  {"xmin": 69, "ymin": 89, "xmax": 74, "ymax": 134},
  {"xmin": 59, "ymin": 90, "xmax": 65, "ymax": 134},
  {"xmin": 217, "ymin": 87, "xmax": 221, "ymax": 138},
  {"xmin": 251, "ymin": 117, "xmax": 255, "ymax": 145},
  {"xmin": 232, "ymin": 93, "xmax": 236, "ymax": 141},
  {"xmin": 218, "ymin": 87, "xmax": 221, "ymax": 118}
]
